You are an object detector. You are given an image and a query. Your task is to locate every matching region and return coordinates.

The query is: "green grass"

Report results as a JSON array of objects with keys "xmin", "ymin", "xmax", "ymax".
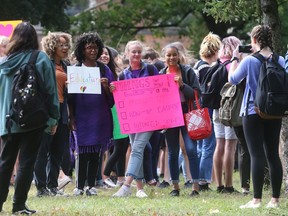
[{"xmin": 1, "ymin": 172, "xmax": 288, "ymax": 216}]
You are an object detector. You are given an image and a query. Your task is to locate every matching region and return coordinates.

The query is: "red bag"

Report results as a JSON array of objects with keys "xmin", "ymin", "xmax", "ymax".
[{"xmin": 184, "ymin": 90, "xmax": 212, "ymax": 140}]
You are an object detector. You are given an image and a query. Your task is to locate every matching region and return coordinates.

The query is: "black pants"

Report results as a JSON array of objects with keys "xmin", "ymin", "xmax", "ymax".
[
  {"xmin": 0, "ymin": 129, "xmax": 43, "ymax": 207},
  {"xmin": 103, "ymin": 137, "xmax": 129, "ymax": 177},
  {"xmin": 234, "ymin": 126, "xmax": 251, "ymax": 189},
  {"xmin": 243, "ymin": 114, "xmax": 283, "ymax": 198},
  {"xmin": 76, "ymin": 152, "xmax": 100, "ymax": 189},
  {"xmin": 34, "ymin": 123, "xmax": 69, "ymax": 189}
]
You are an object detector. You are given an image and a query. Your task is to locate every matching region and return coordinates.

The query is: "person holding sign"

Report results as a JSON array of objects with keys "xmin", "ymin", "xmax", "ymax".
[
  {"xmin": 112, "ymin": 40, "xmax": 159, "ymax": 198},
  {"xmin": 159, "ymin": 43, "xmax": 201, "ymax": 197},
  {"xmin": 68, "ymin": 32, "xmax": 115, "ymax": 196}
]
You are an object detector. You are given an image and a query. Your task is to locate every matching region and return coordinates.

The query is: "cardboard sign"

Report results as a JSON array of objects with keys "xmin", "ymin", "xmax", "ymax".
[
  {"xmin": 113, "ymin": 74, "xmax": 184, "ymax": 134},
  {"xmin": 0, "ymin": 20, "xmax": 22, "ymax": 38},
  {"xmin": 67, "ymin": 66, "xmax": 101, "ymax": 94}
]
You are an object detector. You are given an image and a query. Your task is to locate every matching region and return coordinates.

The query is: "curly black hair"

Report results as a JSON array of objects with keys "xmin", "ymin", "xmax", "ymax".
[
  {"xmin": 74, "ymin": 32, "xmax": 104, "ymax": 63},
  {"xmin": 251, "ymin": 25, "xmax": 273, "ymax": 51}
]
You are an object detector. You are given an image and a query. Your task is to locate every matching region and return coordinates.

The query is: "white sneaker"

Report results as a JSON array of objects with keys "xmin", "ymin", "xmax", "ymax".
[
  {"xmin": 136, "ymin": 189, "xmax": 148, "ymax": 198},
  {"xmin": 112, "ymin": 185, "xmax": 132, "ymax": 197},
  {"xmin": 73, "ymin": 188, "xmax": 84, "ymax": 196},
  {"xmin": 86, "ymin": 187, "xmax": 97, "ymax": 196},
  {"xmin": 266, "ymin": 201, "xmax": 279, "ymax": 208},
  {"xmin": 240, "ymin": 200, "xmax": 261, "ymax": 209},
  {"xmin": 104, "ymin": 178, "xmax": 117, "ymax": 188},
  {"xmin": 57, "ymin": 176, "xmax": 72, "ymax": 190},
  {"xmin": 116, "ymin": 180, "xmax": 125, "ymax": 187}
]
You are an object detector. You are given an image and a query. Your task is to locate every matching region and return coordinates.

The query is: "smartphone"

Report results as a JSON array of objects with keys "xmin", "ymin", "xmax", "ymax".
[{"xmin": 238, "ymin": 45, "xmax": 252, "ymax": 53}]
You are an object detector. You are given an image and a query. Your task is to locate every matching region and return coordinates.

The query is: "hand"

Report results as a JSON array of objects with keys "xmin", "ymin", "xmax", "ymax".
[
  {"xmin": 49, "ymin": 125, "xmax": 58, "ymax": 135},
  {"xmin": 101, "ymin": 78, "xmax": 109, "ymax": 88},
  {"xmin": 232, "ymin": 46, "xmax": 240, "ymax": 59},
  {"xmin": 109, "ymin": 83, "xmax": 116, "ymax": 93}
]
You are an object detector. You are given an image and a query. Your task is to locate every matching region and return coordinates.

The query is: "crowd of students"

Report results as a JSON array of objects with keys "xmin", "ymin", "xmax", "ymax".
[{"xmin": 0, "ymin": 22, "xmax": 288, "ymax": 214}]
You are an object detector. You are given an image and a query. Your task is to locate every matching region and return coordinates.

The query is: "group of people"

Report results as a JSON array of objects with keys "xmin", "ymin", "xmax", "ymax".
[{"xmin": 0, "ymin": 21, "xmax": 287, "ymax": 215}]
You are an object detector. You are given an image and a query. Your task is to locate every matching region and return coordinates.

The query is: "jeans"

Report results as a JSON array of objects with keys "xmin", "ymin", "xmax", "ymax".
[
  {"xmin": 178, "ymin": 149, "xmax": 189, "ymax": 182},
  {"xmin": 126, "ymin": 131, "xmax": 154, "ymax": 179},
  {"xmin": 166, "ymin": 126, "xmax": 199, "ymax": 184},
  {"xmin": 0, "ymin": 128, "xmax": 43, "ymax": 206},
  {"xmin": 197, "ymin": 126, "xmax": 216, "ymax": 182}
]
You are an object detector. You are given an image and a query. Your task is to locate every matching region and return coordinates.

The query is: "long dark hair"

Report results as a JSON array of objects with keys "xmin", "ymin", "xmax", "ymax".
[
  {"xmin": 251, "ymin": 25, "xmax": 273, "ymax": 51},
  {"xmin": 74, "ymin": 32, "xmax": 104, "ymax": 64},
  {"xmin": 6, "ymin": 22, "xmax": 39, "ymax": 56},
  {"xmin": 104, "ymin": 46, "xmax": 118, "ymax": 80}
]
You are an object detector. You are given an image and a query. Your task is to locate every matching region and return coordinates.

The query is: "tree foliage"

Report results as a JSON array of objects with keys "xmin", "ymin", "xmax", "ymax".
[{"xmin": 0, "ymin": 0, "xmax": 71, "ymax": 32}]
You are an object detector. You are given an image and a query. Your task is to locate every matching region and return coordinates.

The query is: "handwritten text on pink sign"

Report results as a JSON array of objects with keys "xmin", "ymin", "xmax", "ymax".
[{"xmin": 113, "ymin": 74, "xmax": 184, "ymax": 134}]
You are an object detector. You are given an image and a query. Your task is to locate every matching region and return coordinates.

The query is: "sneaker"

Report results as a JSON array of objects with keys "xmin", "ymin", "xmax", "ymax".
[
  {"xmin": 73, "ymin": 188, "xmax": 84, "ymax": 196},
  {"xmin": 199, "ymin": 183, "xmax": 212, "ymax": 192},
  {"xmin": 169, "ymin": 189, "xmax": 180, "ymax": 197},
  {"xmin": 240, "ymin": 200, "xmax": 261, "ymax": 209},
  {"xmin": 241, "ymin": 188, "xmax": 250, "ymax": 195},
  {"xmin": 147, "ymin": 179, "xmax": 158, "ymax": 187},
  {"xmin": 266, "ymin": 201, "xmax": 279, "ymax": 208},
  {"xmin": 221, "ymin": 186, "xmax": 240, "ymax": 194},
  {"xmin": 136, "ymin": 189, "xmax": 148, "ymax": 198},
  {"xmin": 216, "ymin": 185, "xmax": 224, "ymax": 193},
  {"xmin": 57, "ymin": 176, "xmax": 71, "ymax": 190},
  {"xmin": 112, "ymin": 185, "xmax": 132, "ymax": 197},
  {"xmin": 184, "ymin": 180, "xmax": 192, "ymax": 189},
  {"xmin": 86, "ymin": 187, "xmax": 97, "ymax": 196},
  {"xmin": 190, "ymin": 190, "xmax": 200, "ymax": 197},
  {"xmin": 48, "ymin": 188, "xmax": 66, "ymax": 196},
  {"xmin": 104, "ymin": 178, "xmax": 117, "ymax": 188},
  {"xmin": 116, "ymin": 180, "xmax": 125, "ymax": 187},
  {"xmin": 158, "ymin": 180, "xmax": 170, "ymax": 189},
  {"xmin": 36, "ymin": 188, "xmax": 50, "ymax": 197},
  {"xmin": 12, "ymin": 205, "xmax": 36, "ymax": 215}
]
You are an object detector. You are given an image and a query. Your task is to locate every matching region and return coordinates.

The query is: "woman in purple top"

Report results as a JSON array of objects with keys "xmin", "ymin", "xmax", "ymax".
[
  {"xmin": 229, "ymin": 25, "xmax": 285, "ymax": 209},
  {"xmin": 69, "ymin": 32, "xmax": 114, "ymax": 196}
]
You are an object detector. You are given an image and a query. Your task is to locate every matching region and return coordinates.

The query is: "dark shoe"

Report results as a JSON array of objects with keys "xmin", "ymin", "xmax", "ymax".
[
  {"xmin": 48, "ymin": 188, "xmax": 65, "ymax": 196},
  {"xmin": 36, "ymin": 188, "xmax": 50, "ymax": 197},
  {"xmin": 221, "ymin": 186, "xmax": 240, "ymax": 194},
  {"xmin": 199, "ymin": 183, "xmax": 212, "ymax": 192},
  {"xmin": 0, "ymin": 202, "xmax": 3, "ymax": 212},
  {"xmin": 190, "ymin": 190, "xmax": 200, "ymax": 197},
  {"xmin": 169, "ymin": 189, "xmax": 180, "ymax": 197},
  {"xmin": 12, "ymin": 205, "xmax": 36, "ymax": 215},
  {"xmin": 158, "ymin": 180, "xmax": 170, "ymax": 188},
  {"xmin": 184, "ymin": 180, "xmax": 192, "ymax": 188},
  {"xmin": 216, "ymin": 185, "xmax": 224, "ymax": 193}
]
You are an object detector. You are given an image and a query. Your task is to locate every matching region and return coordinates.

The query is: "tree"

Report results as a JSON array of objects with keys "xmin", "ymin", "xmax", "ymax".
[
  {"xmin": 0, "ymin": 0, "xmax": 71, "ymax": 32},
  {"xmin": 203, "ymin": 0, "xmax": 287, "ymax": 54}
]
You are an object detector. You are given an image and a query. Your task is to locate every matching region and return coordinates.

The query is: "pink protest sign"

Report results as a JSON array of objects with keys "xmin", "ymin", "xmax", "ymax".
[
  {"xmin": 113, "ymin": 74, "xmax": 184, "ymax": 134},
  {"xmin": 0, "ymin": 20, "xmax": 22, "ymax": 38}
]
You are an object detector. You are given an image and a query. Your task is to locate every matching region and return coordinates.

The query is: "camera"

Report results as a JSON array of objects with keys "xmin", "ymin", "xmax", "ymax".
[{"xmin": 238, "ymin": 45, "xmax": 252, "ymax": 53}]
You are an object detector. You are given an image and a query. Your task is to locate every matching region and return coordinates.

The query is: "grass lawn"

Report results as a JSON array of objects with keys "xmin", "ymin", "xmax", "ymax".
[{"xmin": 1, "ymin": 171, "xmax": 287, "ymax": 216}]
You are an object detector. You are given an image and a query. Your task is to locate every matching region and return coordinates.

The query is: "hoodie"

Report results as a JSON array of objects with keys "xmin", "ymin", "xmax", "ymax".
[{"xmin": 0, "ymin": 50, "xmax": 60, "ymax": 136}]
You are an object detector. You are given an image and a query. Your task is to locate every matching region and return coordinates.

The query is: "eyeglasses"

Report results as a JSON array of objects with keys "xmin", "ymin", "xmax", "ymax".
[
  {"xmin": 57, "ymin": 43, "xmax": 69, "ymax": 49},
  {"xmin": 85, "ymin": 45, "xmax": 98, "ymax": 51}
]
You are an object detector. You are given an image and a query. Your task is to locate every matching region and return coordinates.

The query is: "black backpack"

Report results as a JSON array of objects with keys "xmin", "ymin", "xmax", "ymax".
[
  {"xmin": 200, "ymin": 59, "xmax": 230, "ymax": 109},
  {"xmin": 252, "ymin": 52, "xmax": 288, "ymax": 118},
  {"xmin": 6, "ymin": 50, "xmax": 49, "ymax": 132}
]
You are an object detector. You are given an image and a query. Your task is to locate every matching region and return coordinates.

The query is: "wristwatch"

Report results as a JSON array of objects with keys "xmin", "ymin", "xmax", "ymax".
[{"xmin": 231, "ymin": 57, "xmax": 239, "ymax": 63}]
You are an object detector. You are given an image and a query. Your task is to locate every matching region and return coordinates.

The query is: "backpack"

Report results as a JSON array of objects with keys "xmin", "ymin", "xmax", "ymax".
[
  {"xmin": 252, "ymin": 52, "xmax": 288, "ymax": 119},
  {"xmin": 219, "ymin": 81, "xmax": 245, "ymax": 127},
  {"xmin": 6, "ymin": 50, "xmax": 49, "ymax": 132},
  {"xmin": 200, "ymin": 59, "xmax": 230, "ymax": 109}
]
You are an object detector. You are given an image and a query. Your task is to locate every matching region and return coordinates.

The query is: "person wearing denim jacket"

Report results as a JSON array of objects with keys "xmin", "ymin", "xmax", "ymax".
[
  {"xmin": 112, "ymin": 40, "xmax": 159, "ymax": 198},
  {"xmin": 159, "ymin": 43, "xmax": 201, "ymax": 197}
]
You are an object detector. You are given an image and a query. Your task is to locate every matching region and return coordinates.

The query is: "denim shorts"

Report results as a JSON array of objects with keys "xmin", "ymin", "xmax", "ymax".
[{"xmin": 213, "ymin": 109, "xmax": 237, "ymax": 139}]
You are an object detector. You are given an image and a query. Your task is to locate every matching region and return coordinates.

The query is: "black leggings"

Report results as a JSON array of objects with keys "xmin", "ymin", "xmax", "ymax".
[
  {"xmin": 103, "ymin": 137, "xmax": 129, "ymax": 177},
  {"xmin": 243, "ymin": 114, "xmax": 283, "ymax": 198}
]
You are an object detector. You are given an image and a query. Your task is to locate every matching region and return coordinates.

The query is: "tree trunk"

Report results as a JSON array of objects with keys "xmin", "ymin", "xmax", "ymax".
[{"xmin": 260, "ymin": 0, "xmax": 285, "ymax": 55}]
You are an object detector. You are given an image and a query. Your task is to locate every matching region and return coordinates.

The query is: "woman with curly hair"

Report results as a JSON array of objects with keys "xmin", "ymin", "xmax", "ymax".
[
  {"xmin": 229, "ymin": 25, "xmax": 285, "ymax": 208},
  {"xmin": 69, "ymin": 32, "xmax": 115, "ymax": 196},
  {"xmin": 34, "ymin": 31, "xmax": 72, "ymax": 197}
]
